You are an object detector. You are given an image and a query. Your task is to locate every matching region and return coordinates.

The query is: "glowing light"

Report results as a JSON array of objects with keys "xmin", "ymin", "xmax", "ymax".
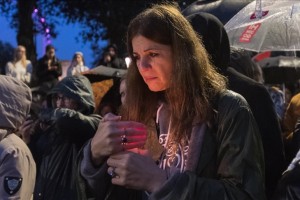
[
  {"xmin": 32, "ymin": 7, "xmax": 53, "ymax": 46},
  {"xmin": 125, "ymin": 57, "xmax": 131, "ymax": 68}
]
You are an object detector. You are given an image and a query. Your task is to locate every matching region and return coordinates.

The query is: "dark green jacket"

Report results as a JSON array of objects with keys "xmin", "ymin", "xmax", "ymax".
[
  {"xmin": 78, "ymin": 90, "xmax": 265, "ymax": 200},
  {"xmin": 31, "ymin": 75, "xmax": 101, "ymax": 200}
]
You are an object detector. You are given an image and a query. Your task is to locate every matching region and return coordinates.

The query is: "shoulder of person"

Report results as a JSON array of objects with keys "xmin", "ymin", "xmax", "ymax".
[
  {"xmin": 0, "ymin": 134, "xmax": 31, "ymax": 156},
  {"xmin": 6, "ymin": 62, "xmax": 13, "ymax": 67},
  {"xmin": 217, "ymin": 89, "xmax": 249, "ymax": 109}
]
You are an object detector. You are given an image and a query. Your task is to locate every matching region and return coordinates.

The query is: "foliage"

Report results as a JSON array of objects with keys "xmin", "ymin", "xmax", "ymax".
[
  {"xmin": 0, "ymin": 40, "xmax": 14, "ymax": 75},
  {"xmin": 0, "ymin": 0, "xmax": 194, "ymax": 64}
]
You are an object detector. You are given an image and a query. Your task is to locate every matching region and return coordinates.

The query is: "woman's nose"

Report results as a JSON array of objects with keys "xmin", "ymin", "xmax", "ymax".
[{"xmin": 138, "ymin": 57, "xmax": 151, "ymax": 70}]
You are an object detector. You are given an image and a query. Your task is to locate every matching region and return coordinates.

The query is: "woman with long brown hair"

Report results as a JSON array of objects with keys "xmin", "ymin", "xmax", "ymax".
[{"xmin": 78, "ymin": 3, "xmax": 265, "ymax": 200}]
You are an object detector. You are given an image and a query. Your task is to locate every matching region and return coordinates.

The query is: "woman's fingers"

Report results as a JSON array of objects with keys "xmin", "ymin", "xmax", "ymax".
[{"xmin": 102, "ymin": 113, "xmax": 122, "ymax": 122}]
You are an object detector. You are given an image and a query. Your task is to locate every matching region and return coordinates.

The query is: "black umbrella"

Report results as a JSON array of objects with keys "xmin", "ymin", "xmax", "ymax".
[
  {"xmin": 82, "ymin": 65, "xmax": 127, "ymax": 83},
  {"xmin": 258, "ymin": 56, "xmax": 300, "ymax": 84},
  {"xmin": 182, "ymin": 0, "xmax": 254, "ymax": 24}
]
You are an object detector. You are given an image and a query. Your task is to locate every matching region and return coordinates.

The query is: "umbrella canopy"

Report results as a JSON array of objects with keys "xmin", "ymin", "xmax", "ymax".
[
  {"xmin": 257, "ymin": 56, "xmax": 300, "ymax": 84},
  {"xmin": 182, "ymin": 0, "xmax": 254, "ymax": 24},
  {"xmin": 82, "ymin": 65, "xmax": 127, "ymax": 83},
  {"xmin": 224, "ymin": 0, "xmax": 300, "ymax": 52},
  {"xmin": 82, "ymin": 66, "xmax": 127, "ymax": 113}
]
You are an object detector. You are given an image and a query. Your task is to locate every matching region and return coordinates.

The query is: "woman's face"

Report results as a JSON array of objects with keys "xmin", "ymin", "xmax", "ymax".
[
  {"xmin": 132, "ymin": 35, "xmax": 173, "ymax": 92},
  {"xmin": 75, "ymin": 54, "xmax": 83, "ymax": 64},
  {"xmin": 16, "ymin": 47, "xmax": 25, "ymax": 60}
]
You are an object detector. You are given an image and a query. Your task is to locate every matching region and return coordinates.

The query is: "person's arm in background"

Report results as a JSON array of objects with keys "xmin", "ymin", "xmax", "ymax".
[
  {"xmin": 5, "ymin": 62, "xmax": 13, "ymax": 76},
  {"xmin": 25, "ymin": 61, "xmax": 32, "ymax": 84},
  {"xmin": 49, "ymin": 58, "xmax": 62, "ymax": 78},
  {"xmin": 52, "ymin": 108, "xmax": 101, "ymax": 144}
]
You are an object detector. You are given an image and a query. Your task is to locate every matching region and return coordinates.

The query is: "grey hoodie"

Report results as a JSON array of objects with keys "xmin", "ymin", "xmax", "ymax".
[
  {"xmin": 0, "ymin": 75, "xmax": 32, "ymax": 133},
  {"xmin": 0, "ymin": 75, "xmax": 36, "ymax": 199}
]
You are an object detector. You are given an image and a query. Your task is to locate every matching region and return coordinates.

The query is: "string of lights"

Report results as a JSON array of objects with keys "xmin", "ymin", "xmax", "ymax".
[{"xmin": 31, "ymin": 7, "xmax": 52, "ymax": 44}]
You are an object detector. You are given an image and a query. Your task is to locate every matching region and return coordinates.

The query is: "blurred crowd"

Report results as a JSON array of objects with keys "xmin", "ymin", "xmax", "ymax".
[{"xmin": 1, "ymin": 2, "xmax": 300, "ymax": 200}]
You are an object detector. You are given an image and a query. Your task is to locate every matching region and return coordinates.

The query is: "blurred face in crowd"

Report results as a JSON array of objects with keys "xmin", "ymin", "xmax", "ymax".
[
  {"xmin": 108, "ymin": 47, "xmax": 116, "ymax": 57},
  {"xmin": 16, "ymin": 46, "xmax": 26, "ymax": 60},
  {"xmin": 46, "ymin": 48, "xmax": 55, "ymax": 59},
  {"xmin": 53, "ymin": 93, "xmax": 78, "ymax": 110},
  {"xmin": 75, "ymin": 54, "xmax": 83, "ymax": 65},
  {"xmin": 104, "ymin": 54, "xmax": 111, "ymax": 63},
  {"xmin": 132, "ymin": 35, "xmax": 173, "ymax": 92}
]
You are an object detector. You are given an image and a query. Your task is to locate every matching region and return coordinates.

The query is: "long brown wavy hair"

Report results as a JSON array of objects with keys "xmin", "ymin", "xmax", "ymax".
[{"xmin": 120, "ymin": 3, "xmax": 227, "ymax": 143}]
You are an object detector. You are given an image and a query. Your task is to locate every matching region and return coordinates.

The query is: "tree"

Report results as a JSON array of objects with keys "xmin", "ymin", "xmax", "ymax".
[
  {"xmin": 0, "ymin": 0, "xmax": 38, "ymax": 64},
  {"xmin": 0, "ymin": 40, "xmax": 14, "ymax": 74},
  {"xmin": 0, "ymin": 0, "xmax": 189, "ymax": 65}
]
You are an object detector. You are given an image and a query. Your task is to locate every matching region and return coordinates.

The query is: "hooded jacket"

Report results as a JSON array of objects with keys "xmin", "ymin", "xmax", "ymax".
[
  {"xmin": 0, "ymin": 75, "xmax": 32, "ymax": 131},
  {"xmin": 187, "ymin": 13, "xmax": 285, "ymax": 199},
  {"xmin": 31, "ymin": 75, "xmax": 101, "ymax": 200},
  {"xmin": 0, "ymin": 75, "xmax": 36, "ymax": 199},
  {"xmin": 49, "ymin": 75, "xmax": 95, "ymax": 115}
]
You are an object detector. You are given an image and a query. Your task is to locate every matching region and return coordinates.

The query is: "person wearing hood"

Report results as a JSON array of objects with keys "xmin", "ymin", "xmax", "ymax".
[
  {"xmin": 186, "ymin": 12, "xmax": 285, "ymax": 199},
  {"xmin": 20, "ymin": 75, "xmax": 101, "ymax": 200},
  {"xmin": 0, "ymin": 75, "xmax": 36, "ymax": 199}
]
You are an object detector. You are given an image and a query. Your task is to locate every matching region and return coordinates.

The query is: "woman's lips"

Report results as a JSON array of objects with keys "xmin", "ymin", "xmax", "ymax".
[{"xmin": 144, "ymin": 76, "xmax": 156, "ymax": 82}]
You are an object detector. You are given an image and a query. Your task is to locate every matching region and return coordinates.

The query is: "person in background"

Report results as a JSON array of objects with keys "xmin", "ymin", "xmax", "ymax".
[
  {"xmin": 273, "ymin": 142, "xmax": 300, "ymax": 200},
  {"xmin": 20, "ymin": 75, "xmax": 100, "ymax": 200},
  {"xmin": 104, "ymin": 44, "xmax": 127, "ymax": 69},
  {"xmin": 34, "ymin": 44, "xmax": 62, "ymax": 90},
  {"xmin": 187, "ymin": 12, "xmax": 285, "ymax": 199},
  {"xmin": 283, "ymin": 93, "xmax": 300, "ymax": 139},
  {"xmin": 67, "ymin": 51, "xmax": 89, "ymax": 76},
  {"xmin": 230, "ymin": 49, "xmax": 286, "ymax": 121},
  {"xmin": 5, "ymin": 45, "xmax": 32, "ymax": 85},
  {"xmin": 0, "ymin": 75, "xmax": 36, "ymax": 199},
  {"xmin": 282, "ymin": 92, "xmax": 300, "ymax": 164},
  {"xmin": 78, "ymin": 3, "xmax": 265, "ymax": 200},
  {"xmin": 97, "ymin": 51, "xmax": 112, "ymax": 68}
]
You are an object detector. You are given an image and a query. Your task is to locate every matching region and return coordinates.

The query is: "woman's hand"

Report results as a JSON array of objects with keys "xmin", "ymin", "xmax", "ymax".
[
  {"xmin": 90, "ymin": 113, "xmax": 147, "ymax": 166},
  {"xmin": 107, "ymin": 151, "xmax": 167, "ymax": 193}
]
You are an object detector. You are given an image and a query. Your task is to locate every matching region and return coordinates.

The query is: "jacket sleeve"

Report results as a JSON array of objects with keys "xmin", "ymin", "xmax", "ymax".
[
  {"xmin": 52, "ymin": 58, "xmax": 62, "ymax": 77},
  {"xmin": 0, "ymin": 146, "xmax": 32, "ymax": 199},
  {"xmin": 35, "ymin": 59, "xmax": 49, "ymax": 77},
  {"xmin": 150, "ymin": 92, "xmax": 266, "ymax": 200},
  {"xmin": 273, "ymin": 157, "xmax": 300, "ymax": 200},
  {"xmin": 52, "ymin": 108, "xmax": 101, "ymax": 144},
  {"xmin": 5, "ymin": 62, "xmax": 13, "ymax": 76},
  {"xmin": 78, "ymin": 140, "xmax": 113, "ymax": 199}
]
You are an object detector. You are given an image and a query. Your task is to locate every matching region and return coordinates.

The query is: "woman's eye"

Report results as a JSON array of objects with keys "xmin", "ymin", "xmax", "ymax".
[
  {"xmin": 132, "ymin": 55, "xmax": 139, "ymax": 61},
  {"xmin": 149, "ymin": 53, "xmax": 158, "ymax": 57}
]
